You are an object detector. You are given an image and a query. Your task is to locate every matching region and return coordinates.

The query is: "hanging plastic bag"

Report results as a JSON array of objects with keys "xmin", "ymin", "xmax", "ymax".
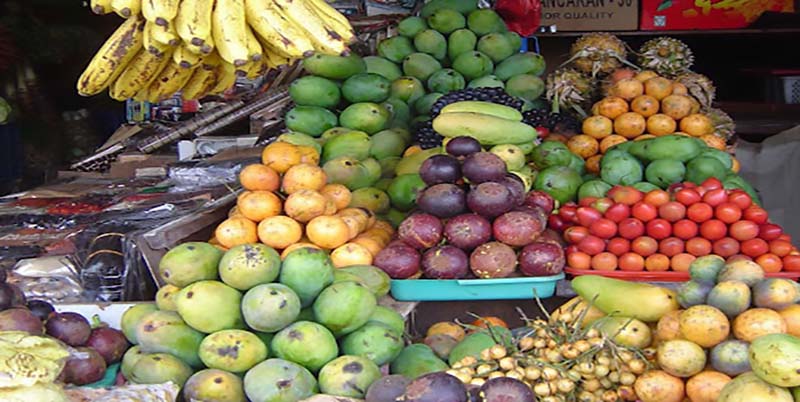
[{"xmin": 495, "ymin": 0, "xmax": 542, "ymax": 37}]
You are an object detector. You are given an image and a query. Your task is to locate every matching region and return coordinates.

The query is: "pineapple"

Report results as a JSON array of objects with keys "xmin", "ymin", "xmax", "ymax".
[
  {"xmin": 676, "ymin": 72, "xmax": 716, "ymax": 109},
  {"xmin": 566, "ymin": 33, "xmax": 630, "ymax": 77},
  {"xmin": 707, "ymin": 107, "xmax": 735, "ymax": 142},
  {"xmin": 546, "ymin": 68, "xmax": 594, "ymax": 116},
  {"xmin": 638, "ymin": 37, "xmax": 694, "ymax": 78}
]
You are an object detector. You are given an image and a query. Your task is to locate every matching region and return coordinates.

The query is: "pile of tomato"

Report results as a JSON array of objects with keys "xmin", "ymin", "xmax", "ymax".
[{"xmin": 551, "ymin": 178, "xmax": 800, "ymax": 273}]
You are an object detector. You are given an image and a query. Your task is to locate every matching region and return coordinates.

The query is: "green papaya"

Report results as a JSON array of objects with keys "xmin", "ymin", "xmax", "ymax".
[
  {"xmin": 494, "ymin": 52, "xmax": 546, "ymax": 81},
  {"xmin": 302, "ymin": 53, "xmax": 366, "ymax": 80}
]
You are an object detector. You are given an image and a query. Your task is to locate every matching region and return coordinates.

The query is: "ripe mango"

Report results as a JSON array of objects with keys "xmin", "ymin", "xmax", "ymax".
[
  {"xmin": 572, "ymin": 275, "xmax": 680, "ymax": 322},
  {"xmin": 184, "ymin": 369, "xmax": 246, "ymax": 402}
]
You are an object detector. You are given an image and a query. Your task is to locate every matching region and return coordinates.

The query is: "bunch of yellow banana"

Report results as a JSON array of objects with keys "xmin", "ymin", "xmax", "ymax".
[{"xmin": 78, "ymin": 0, "xmax": 355, "ymax": 102}]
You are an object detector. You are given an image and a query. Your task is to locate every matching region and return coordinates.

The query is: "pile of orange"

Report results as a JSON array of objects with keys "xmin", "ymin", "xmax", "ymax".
[
  {"xmin": 567, "ymin": 71, "xmax": 733, "ymax": 175},
  {"xmin": 210, "ymin": 141, "xmax": 395, "ymax": 268}
]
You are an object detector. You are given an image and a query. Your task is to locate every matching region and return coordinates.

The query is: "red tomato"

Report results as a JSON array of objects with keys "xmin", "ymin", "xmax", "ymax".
[
  {"xmin": 686, "ymin": 237, "xmax": 712, "ymax": 256},
  {"xmin": 580, "ymin": 197, "xmax": 599, "ymax": 207},
  {"xmin": 591, "ymin": 197, "xmax": 614, "ymax": 213},
  {"xmin": 713, "ymin": 237, "xmax": 740, "ymax": 257},
  {"xmin": 607, "ymin": 237, "xmax": 631, "ymax": 256},
  {"xmin": 559, "ymin": 205, "xmax": 578, "ymax": 222},
  {"xmin": 577, "ymin": 235, "xmax": 606, "ymax": 256},
  {"xmin": 659, "ymin": 237, "xmax": 685, "ymax": 257},
  {"xmin": 548, "ymin": 215, "xmax": 568, "ymax": 231},
  {"xmin": 673, "ymin": 219, "xmax": 699, "ymax": 240},
  {"xmin": 715, "ymin": 203, "xmax": 742, "ymax": 224},
  {"xmin": 743, "ymin": 205, "xmax": 769, "ymax": 224},
  {"xmin": 783, "ymin": 255, "xmax": 800, "ymax": 272},
  {"xmin": 701, "ymin": 177, "xmax": 723, "ymax": 191},
  {"xmin": 632, "ymin": 236, "xmax": 659, "ymax": 257},
  {"xmin": 567, "ymin": 251, "xmax": 591, "ymax": 270},
  {"xmin": 658, "ymin": 201, "xmax": 687, "ymax": 223},
  {"xmin": 756, "ymin": 253, "xmax": 783, "ymax": 273},
  {"xmin": 576, "ymin": 207, "xmax": 603, "ymax": 227},
  {"xmin": 645, "ymin": 253, "xmax": 670, "ymax": 272},
  {"xmin": 700, "ymin": 219, "xmax": 727, "ymax": 240},
  {"xmin": 770, "ymin": 240, "xmax": 794, "ymax": 257},
  {"xmin": 675, "ymin": 188, "xmax": 702, "ymax": 206},
  {"xmin": 564, "ymin": 226, "xmax": 590, "ymax": 244},
  {"xmin": 608, "ymin": 186, "xmax": 644, "ymax": 206},
  {"xmin": 741, "ymin": 238, "xmax": 769, "ymax": 258},
  {"xmin": 758, "ymin": 223, "xmax": 783, "ymax": 241},
  {"xmin": 702, "ymin": 188, "xmax": 728, "ymax": 207},
  {"xmin": 618, "ymin": 218, "xmax": 646, "ymax": 240},
  {"xmin": 777, "ymin": 233, "xmax": 792, "ymax": 243},
  {"xmin": 670, "ymin": 253, "xmax": 696, "ymax": 272},
  {"xmin": 619, "ymin": 252, "xmax": 645, "ymax": 271},
  {"xmin": 729, "ymin": 220, "xmax": 759, "ymax": 241},
  {"xmin": 646, "ymin": 219, "xmax": 672, "ymax": 240},
  {"xmin": 632, "ymin": 202, "xmax": 658, "ymax": 222},
  {"xmin": 604, "ymin": 203, "xmax": 631, "ymax": 223},
  {"xmin": 643, "ymin": 190, "xmax": 670, "ymax": 207},
  {"xmin": 686, "ymin": 202, "xmax": 714, "ymax": 223},
  {"xmin": 728, "ymin": 190, "xmax": 752, "ymax": 210},
  {"xmin": 591, "ymin": 252, "xmax": 618, "ymax": 271},
  {"xmin": 589, "ymin": 218, "xmax": 618, "ymax": 239}
]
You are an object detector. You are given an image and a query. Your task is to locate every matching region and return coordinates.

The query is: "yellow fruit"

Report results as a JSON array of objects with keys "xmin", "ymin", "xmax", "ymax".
[
  {"xmin": 779, "ymin": 304, "xmax": 800, "ymax": 337},
  {"xmin": 644, "ymin": 77, "xmax": 674, "ymax": 100},
  {"xmin": 296, "ymin": 145, "xmax": 320, "ymax": 165},
  {"xmin": 635, "ymin": 134, "xmax": 657, "ymax": 141},
  {"xmin": 680, "ymin": 114, "xmax": 714, "ymax": 137},
  {"xmin": 679, "ymin": 305, "xmax": 730, "ymax": 348},
  {"xmin": 403, "ymin": 145, "xmax": 422, "ymax": 157},
  {"xmin": 567, "ymin": 134, "xmax": 600, "ymax": 159},
  {"xmin": 660, "ymin": 94, "xmax": 693, "ymax": 120},
  {"xmin": 595, "ymin": 96, "xmax": 629, "ymax": 119},
  {"xmin": 732, "ymin": 308, "xmax": 787, "ymax": 342},
  {"xmin": 630, "ymin": 95, "xmax": 660, "ymax": 117},
  {"xmin": 686, "ymin": 371, "xmax": 731, "ymax": 402},
  {"xmin": 284, "ymin": 189, "xmax": 327, "ymax": 223},
  {"xmin": 700, "ymin": 134, "xmax": 727, "ymax": 150},
  {"xmin": 634, "ymin": 70, "xmax": 659, "ymax": 83},
  {"xmin": 237, "ymin": 191, "xmax": 282, "ymax": 222},
  {"xmin": 582, "ymin": 116, "xmax": 614, "ymax": 139},
  {"xmin": 281, "ymin": 163, "xmax": 327, "ymax": 194},
  {"xmin": 306, "ymin": 215, "xmax": 350, "ymax": 249},
  {"xmin": 614, "ymin": 112, "xmax": 647, "ymax": 139},
  {"xmin": 330, "ymin": 242, "xmax": 373, "ymax": 267},
  {"xmin": 351, "ymin": 236, "xmax": 384, "ymax": 257},
  {"xmin": 215, "ymin": 217, "xmax": 258, "ymax": 248},
  {"xmin": 239, "ymin": 164, "xmax": 280, "ymax": 192},
  {"xmin": 585, "ymin": 154, "xmax": 602, "ymax": 174},
  {"xmin": 321, "ymin": 184, "xmax": 352, "ymax": 210},
  {"xmin": 646, "ymin": 114, "xmax": 677, "ymax": 136},
  {"xmin": 656, "ymin": 309, "xmax": 684, "ymax": 343},
  {"xmin": 257, "ymin": 215, "xmax": 303, "ymax": 249},
  {"xmin": 610, "ymin": 78, "xmax": 645, "ymax": 101},
  {"xmin": 672, "ymin": 82, "xmax": 688, "ymax": 96},
  {"xmin": 281, "ymin": 242, "xmax": 321, "ymax": 259},
  {"xmin": 634, "ymin": 370, "xmax": 685, "ymax": 402},
  {"xmin": 261, "ymin": 142, "xmax": 301, "ymax": 173},
  {"xmin": 599, "ymin": 135, "xmax": 628, "ymax": 153},
  {"xmin": 730, "ymin": 156, "xmax": 740, "ymax": 173},
  {"xmin": 426, "ymin": 322, "xmax": 465, "ymax": 342}
]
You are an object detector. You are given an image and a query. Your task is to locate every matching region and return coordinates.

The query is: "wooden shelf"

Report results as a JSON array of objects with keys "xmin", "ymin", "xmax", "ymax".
[{"xmin": 535, "ymin": 28, "xmax": 800, "ymax": 37}]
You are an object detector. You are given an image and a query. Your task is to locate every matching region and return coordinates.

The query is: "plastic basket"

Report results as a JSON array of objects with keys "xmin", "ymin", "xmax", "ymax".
[
  {"xmin": 781, "ymin": 76, "xmax": 800, "ymax": 104},
  {"xmin": 390, "ymin": 273, "xmax": 564, "ymax": 301},
  {"xmin": 565, "ymin": 268, "xmax": 800, "ymax": 282}
]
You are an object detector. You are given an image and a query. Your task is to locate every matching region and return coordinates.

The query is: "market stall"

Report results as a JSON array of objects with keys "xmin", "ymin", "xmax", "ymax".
[{"xmin": 1, "ymin": 0, "xmax": 800, "ymax": 401}]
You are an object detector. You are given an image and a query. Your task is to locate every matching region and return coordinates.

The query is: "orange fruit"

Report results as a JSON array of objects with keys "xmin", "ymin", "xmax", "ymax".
[
  {"xmin": 370, "ymin": 220, "xmax": 394, "ymax": 237},
  {"xmin": 239, "ymin": 164, "xmax": 280, "ymax": 192},
  {"xmin": 261, "ymin": 142, "xmax": 301, "ymax": 173},
  {"xmin": 644, "ymin": 77, "xmax": 674, "ymax": 100},
  {"xmin": 614, "ymin": 112, "xmax": 647, "ymax": 139},
  {"xmin": 660, "ymin": 95, "xmax": 693, "ymax": 120},
  {"xmin": 215, "ymin": 217, "xmax": 258, "ymax": 248},
  {"xmin": 257, "ymin": 215, "xmax": 303, "ymax": 249},
  {"xmin": 673, "ymin": 131, "xmax": 691, "ymax": 137},
  {"xmin": 567, "ymin": 134, "xmax": 600, "ymax": 159},
  {"xmin": 596, "ymin": 96, "xmax": 630, "ymax": 120},
  {"xmin": 340, "ymin": 214, "xmax": 365, "ymax": 240},
  {"xmin": 634, "ymin": 70, "xmax": 659, "ymax": 82},
  {"xmin": 306, "ymin": 215, "xmax": 350, "ymax": 249},
  {"xmin": 351, "ymin": 236, "xmax": 385, "ymax": 256},
  {"xmin": 585, "ymin": 154, "xmax": 602, "ymax": 174},
  {"xmin": 284, "ymin": 189, "xmax": 328, "ymax": 223},
  {"xmin": 229, "ymin": 206, "xmax": 242, "ymax": 217},
  {"xmin": 321, "ymin": 184, "xmax": 352, "ymax": 210},
  {"xmin": 680, "ymin": 114, "xmax": 714, "ymax": 137},
  {"xmin": 403, "ymin": 145, "xmax": 422, "ymax": 157},
  {"xmin": 470, "ymin": 316, "xmax": 508, "ymax": 330},
  {"xmin": 296, "ymin": 145, "xmax": 320, "ymax": 165},
  {"xmin": 281, "ymin": 163, "xmax": 327, "ymax": 194},
  {"xmin": 731, "ymin": 156, "xmax": 740, "ymax": 173},
  {"xmin": 582, "ymin": 115, "xmax": 614, "ymax": 139},
  {"xmin": 610, "ymin": 78, "xmax": 644, "ymax": 101},
  {"xmin": 281, "ymin": 242, "xmax": 322, "ymax": 259},
  {"xmin": 544, "ymin": 134, "xmax": 568, "ymax": 144},
  {"xmin": 323, "ymin": 199, "xmax": 338, "ymax": 216},
  {"xmin": 672, "ymin": 83, "xmax": 689, "ymax": 96},
  {"xmin": 427, "ymin": 322, "xmax": 465, "ymax": 342},
  {"xmin": 599, "ymin": 135, "xmax": 628, "ymax": 153},
  {"xmin": 688, "ymin": 97, "xmax": 701, "ymax": 114},
  {"xmin": 237, "ymin": 191, "xmax": 282, "ymax": 222},
  {"xmin": 630, "ymin": 95, "xmax": 660, "ymax": 117},
  {"xmin": 635, "ymin": 134, "xmax": 657, "ymax": 141},
  {"xmin": 330, "ymin": 242, "xmax": 374, "ymax": 267},
  {"xmin": 646, "ymin": 114, "xmax": 677, "ymax": 136},
  {"xmin": 686, "ymin": 371, "xmax": 731, "ymax": 402},
  {"xmin": 699, "ymin": 134, "xmax": 726, "ymax": 150}
]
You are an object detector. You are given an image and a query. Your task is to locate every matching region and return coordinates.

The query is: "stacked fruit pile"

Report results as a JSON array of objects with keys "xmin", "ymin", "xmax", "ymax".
[
  {"xmin": 557, "ymin": 179, "xmax": 798, "ymax": 273},
  {"xmin": 78, "ymin": 0, "xmax": 355, "ymax": 101},
  {"xmin": 212, "ymin": 141, "xmax": 395, "ymax": 268},
  {"xmin": 120, "ymin": 242, "xmax": 405, "ymax": 401},
  {"xmin": 373, "ymin": 137, "xmax": 565, "ymax": 280}
]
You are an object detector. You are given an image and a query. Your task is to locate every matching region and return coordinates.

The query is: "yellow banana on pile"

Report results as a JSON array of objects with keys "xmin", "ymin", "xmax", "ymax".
[{"xmin": 77, "ymin": 0, "xmax": 356, "ymax": 101}]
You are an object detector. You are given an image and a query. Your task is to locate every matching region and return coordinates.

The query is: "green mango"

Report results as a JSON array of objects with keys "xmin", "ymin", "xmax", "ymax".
[
  {"xmin": 503, "ymin": 31, "xmax": 523, "ymax": 51},
  {"xmin": 402, "ymin": 53, "xmax": 442, "ymax": 82},
  {"xmin": 466, "ymin": 9, "xmax": 507, "ymax": 35},
  {"xmin": 414, "ymin": 92, "xmax": 444, "ymax": 115},
  {"xmin": 370, "ymin": 129, "xmax": 408, "ymax": 159},
  {"xmin": 390, "ymin": 76, "xmax": 426, "ymax": 105},
  {"xmin": 645, "ymin": 159, "xmax": 686, "ymax": 188},
  {"xmin": 390, "ymin": 344, "xmax": 448, "ymax": 379},
  {"xmin": 277, "ymin": 132, "xmax": 322, "ymax": 154},
  {"xmin": 414, "ymin": 29, "xmax": 447, "ymax": 60},
  {"xmin": 342, "ymin": 73, "xmax": 391, "ymax": 103},
  {"xmin": 302, "ymin": 53, "xmax": 366, "ymax": 80},
  {"xmin": 477, "ymin": 33, "xmax": 515, "ymax": 62},
  {"xmin": 685, "ymin": 156, "xmax": 727, "ymax": 185},
  {"xmin": 427, "ymin": 9, "xmax": 466, "ymax": 34},
  {"xmin": 447, "ymin": 29, "xmax": 477, "ymax": 61},
  {"xmin": 395, "ymin": 147, "xmax": 443, "ymax": 176},
  {"xmin": 279, "ymin": 247, "xmax": 335, "ymax": 307},
  {"xmin": 505, "ymin": 74, "xmax": 545, "ymax": 101},
  {"xmin": 288, "ymin": 76, "xmax": 340, "ymax": 109},
  {"xmin": 379, "ymin": 158, "xmax": 401, "ymax": 179},
  {"xmin": 397, "ymin": 16, "xmax": 428, "ymax": 37},
  {"xmin": 468, "ymin": 75, "xmax": 505, "ymax": 89},
  {"xmin": 322, "ymin": 130, "xmax": 371, "ymax": 163},
  {"xmin": 388, "ymin": 173, "xmax": 426, "ymax": 211},
  {"xmin": 363, "ymin": 56, "xmax": 403, "ymax": 82},
  {"xmin": 378, "ymin": 36, "xmax": 415, "ymax": 63},
  {"xmin": 349, "ymin": 187, "xmax": 390, "ymax": 214},
  {"xmin": 420, "ymin": 0, "xmax": 478, "ymax": 17},
  {"xmin": 494, "ymin": 52, "xmax": 546, "ymax": 81},
  {"xmin": 285, "ymin": 106, "xmax": 338, "ymax": 137},
  {"xmin": 452, "ymin": 51, "xmax": 494, "ymax": 80},
  {"xmin": 339, "ymin": 102, "xmax": 391, "ymax": 134},
  {"xmin": 323, "ymin": 156, "xmax": 377, "ymax": 190},
  {"xmin": 534, "ymin": 166, "xmax": 583, "ymax": 204},
  {"xmin": 427, "ymin": 69, "xmax": 466, "ymax": 93}
]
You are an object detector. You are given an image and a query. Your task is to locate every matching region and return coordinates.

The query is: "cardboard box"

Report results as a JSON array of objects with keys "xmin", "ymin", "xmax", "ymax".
[
  {"xmin": 641, "ymin": 0, "xmax": 795, "ymax": 30},
  {"xmin": 539, "ymin": 0, "xmax": 639, "ymax": 31}
]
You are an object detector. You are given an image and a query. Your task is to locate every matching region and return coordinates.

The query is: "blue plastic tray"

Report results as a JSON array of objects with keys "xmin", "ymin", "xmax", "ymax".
[{"xmin": 390, "ymin": 273, "xmax": 565, "ymax": 301}]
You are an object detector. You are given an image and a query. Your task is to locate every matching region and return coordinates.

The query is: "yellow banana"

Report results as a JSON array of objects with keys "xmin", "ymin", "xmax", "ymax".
[
  {"xmin": 173, "ymin": 45, "xmax": 204, "ymax": 68},
  {"xmin": 212, "ymin": 0, "xmax": 249, "ymax": 66},
  {"xmin": 185, "ymin": 33, "xmax": 215, "ymax": 55},
  {"xmin": 209, "ymin": 61, "xmax": 237, "ymax": 94},
  {"xmin": 175, "ymin": 0, "xmax": 214, "ymax": 51},
  {"xmin": 264, "ymin": 48, "xmax": 290, "ymax": 69},
  {"xmin": 245, "ymin": 25, "xmax": 263, "ymax": 62},
  {"xmin": 146, "ymin": 20, "xmax": 180, "ymax": 50},
  {"xmin": 244, "ymin": 58, "xmax": 269, "ymax": 79},
  {"xmin": 110, "ymin": 48, "xmax": 172, "ymax": 100},
  {"xmin": 147, "ymin": 60, "xmax": 198, "ymax": 102},
  {"xmin": 111, "ymin": 0, "xmax": 142, "ymax": 18},
  {"xmin": 133, "ymin": 86, "xmax": 150, "ymax": 102},
  {"xmin": 244, "ymin": 0, "xmax": 315, "ymax": 59},
  {"xmin": 271, "ymin": 0, "xmax": 348, "ymax": 55},
  {"xmin": 91, "ymin": 0, "xmax": 114, "ymax": 15},
  {"xmin": 305, "ymin": 0, "xmax": 355, "ymax": 42},
  {"xmin": 77, "ymin": 15, "xmax": 146, "ymax": 96},
  {"xmin": 181, "ymin": 65, "xmax": 216, "ymax": 100},
  {"xmin": 144, "ymin": 21, "xmax": 172, "ymax": 55},
  {"xmin": 142, "ymin": 0, "xmax": 180, "ymax": 26}
]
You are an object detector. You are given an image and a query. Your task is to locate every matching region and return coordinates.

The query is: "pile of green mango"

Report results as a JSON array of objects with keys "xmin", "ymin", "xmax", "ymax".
[{"xmin": 121, "ymin": 242, "xmax": 410, "ymax": 401}]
